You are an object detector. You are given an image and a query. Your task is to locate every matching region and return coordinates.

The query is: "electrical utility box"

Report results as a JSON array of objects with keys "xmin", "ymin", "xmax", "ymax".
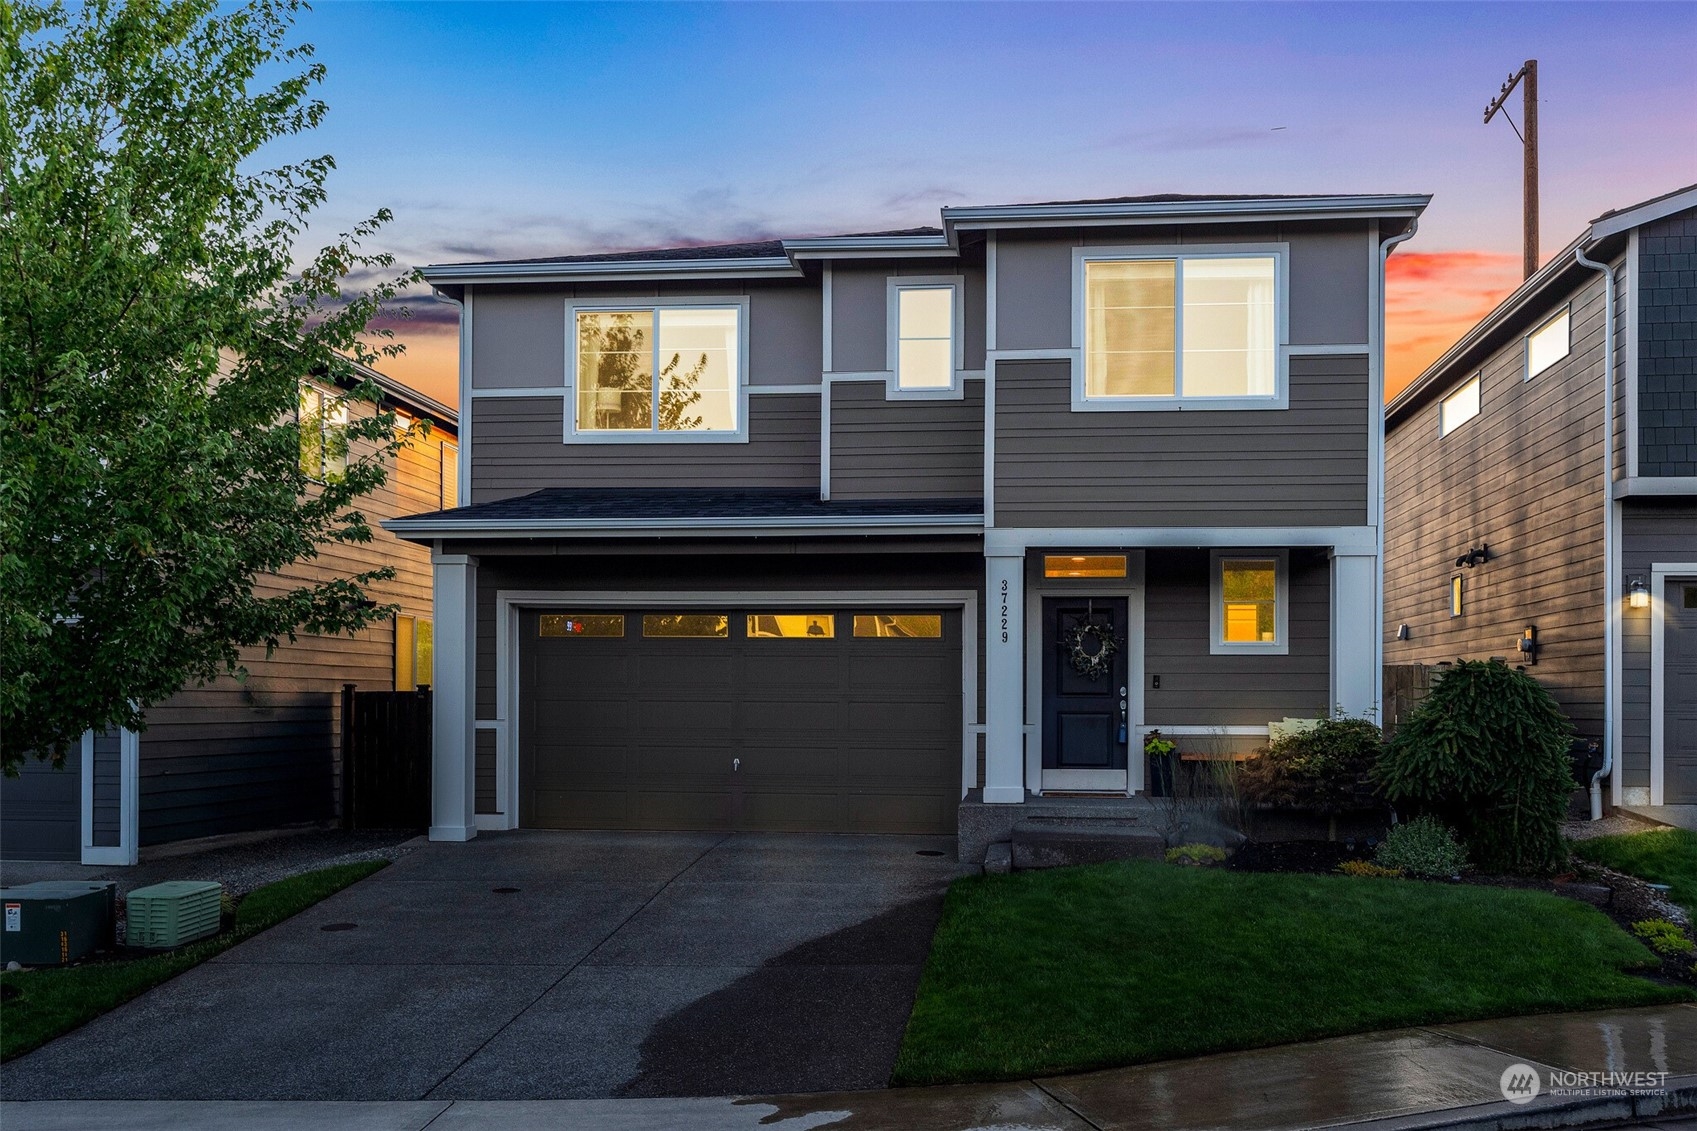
[
  {"xmin": 125, "ymin": 881, "xmax": 223, "ymax": 949},
  {"xmin": 0, "ymin": 881, "xmax": 117, "ymax": 966}
]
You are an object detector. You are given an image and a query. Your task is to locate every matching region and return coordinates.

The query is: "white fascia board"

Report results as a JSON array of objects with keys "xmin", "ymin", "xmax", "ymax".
[
  {"xmin": 784, "ymin": 235, "xmax": 956, "ymax": 259},
  {"xmin": 1589, "ymin": 185, "xmax": 1697, "ymax": 241},
  {"xmin": 419, "ymin": 257, "xmax": 801, "ymax": 285},
  {"xmin": 986, "ymin": 526, "xmax": 1378, "ymax": 555},
  {"xmin": 384, "ymin": 515, "xmax": 986, "ymax": 539},
  {"xmin": 943, "ymin": 195, "xmax": 1431, "ymax": 230},
  {"xmin": 1614, "ymin": 477, "xmax": 1697, "ymax": 498}
]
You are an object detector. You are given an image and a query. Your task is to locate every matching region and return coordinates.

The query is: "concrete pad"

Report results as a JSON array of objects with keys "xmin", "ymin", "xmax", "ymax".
[
  {"xmin": 678, "ymin": 832, "xmax": 959, "ymax": 884},
  {"xmin": 1619, "ymin": 805, "xmax": 1697, "ymax": 831},
  {"xmin": 0, "ymin": 962, "xmax": 561, "ymax": 1100},
  {"xmin": 1429, "ymin": 1004, "xmax": 1697, "ymax": 1077},
  {"xmin": 212, "ymin": 877, "xmax": 657, "ymax": 967},
  {"xmin": 429, "ymin": 965, "xmax": 750, "ymax": 1099},
  {"xmin": 1041, "ymin": 1028, "xmax": 1554, "ymax": 1131},
  {"xmin": 0, "ymin": 1101, "xmax": 449, "ymax": 1131},
  {"xmin": 380, "ymin": 830, "xmax": 724, "ymax": 884},
  {"xmin": 427, "ymin": 1098, "xmax": 851, "ymax": 1131}
]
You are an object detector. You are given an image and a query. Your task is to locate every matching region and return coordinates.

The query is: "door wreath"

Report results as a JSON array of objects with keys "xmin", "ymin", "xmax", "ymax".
[{"xmin": 1061, "ymin": 621, "xmax": 1120, "ymax": 681}]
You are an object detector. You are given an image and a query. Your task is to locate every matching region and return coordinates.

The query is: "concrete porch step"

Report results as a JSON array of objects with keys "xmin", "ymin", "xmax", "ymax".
[{"xmin": 1009, "ymin": 816, "xmax": 1166, "ymax": 871}]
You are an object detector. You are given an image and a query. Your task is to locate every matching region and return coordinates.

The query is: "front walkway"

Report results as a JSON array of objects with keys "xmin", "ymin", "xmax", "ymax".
[{"xmin": 6, "ymin": 1006, "xmax": 1696, "ymax": 1130}]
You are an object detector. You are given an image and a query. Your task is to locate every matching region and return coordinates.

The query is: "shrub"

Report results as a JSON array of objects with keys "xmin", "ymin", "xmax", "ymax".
[
  {"xmin": 1338, "ymin": 860, "xmax": 1404, "ymax": 878},
  {"xmin": 1239, "ymin": 716, "xmax": 1383, "ymax": 813},
  {"xmin": 1631, "ymin": 919, "xmax": 1696, "ymax": 958},
  {"xmin": 1373, "ymin": 660, "xmax": 1575, "ymax": 874},
  {"xmin": 1376, "ymin": 815, "xmax": 1468, "ymax": 879},
  {"xmin": 1165, "ymin": 843, "xmax": 1227, "ymax": 866}
]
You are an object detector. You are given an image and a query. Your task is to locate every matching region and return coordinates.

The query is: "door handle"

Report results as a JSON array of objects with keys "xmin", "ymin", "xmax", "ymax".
[{"xmin": 733, "ymin": 757, "xmax": 740, "ymax": 773}]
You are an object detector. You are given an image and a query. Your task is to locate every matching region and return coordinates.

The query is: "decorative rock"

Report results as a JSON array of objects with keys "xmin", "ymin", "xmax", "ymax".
[{"xmin": 983, "ymin": 842, "xmax": 1013, "ymax": 875}]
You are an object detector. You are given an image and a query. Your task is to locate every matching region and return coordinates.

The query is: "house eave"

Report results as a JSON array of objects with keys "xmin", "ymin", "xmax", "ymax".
[
  {"xmin": 783, "ymin": 234, "xmax": 957, "ymax": 259},
  {"xmin": 942, "ymin": 194, "xmax": 1431, "ymax": 231},
  {"xmin": 383, "ymin": 514, "xmax": 988, "ymax": 542},
  {"xmin": 418, "ymin": 257, "xmax": 803, "ymax": 285}
]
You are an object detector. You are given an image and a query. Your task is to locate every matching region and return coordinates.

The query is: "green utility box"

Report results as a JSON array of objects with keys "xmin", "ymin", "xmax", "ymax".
[
  {"xmin": 125, "ymin": 881, "xmax": 222, "ymax": 949},
  {"xmin": 0, "ymin": 881, "xmax": 117, "ymax": 966}
]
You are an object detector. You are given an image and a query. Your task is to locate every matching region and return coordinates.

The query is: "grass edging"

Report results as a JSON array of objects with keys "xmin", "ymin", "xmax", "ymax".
[
  {"xmin": 0, "ymin": 859, "xmax": 387, "ymax": 1062},
  {"xmin": 894, "ymin": 860, "xmax": 1695, "ymax": 1086},
  {"xmin": 1573, "ymin": 828, "xmax": 1697, "ymax": 912}
]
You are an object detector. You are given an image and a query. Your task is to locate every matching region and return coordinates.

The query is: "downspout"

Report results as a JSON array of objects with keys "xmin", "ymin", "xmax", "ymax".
[
  {"xmin": 1377, "ymin": 219, "xmax": 1419, "ymax": 726},
  {"xmin": 1574, "ymin": 244, "xmax": 1615, "ymax": 820}
]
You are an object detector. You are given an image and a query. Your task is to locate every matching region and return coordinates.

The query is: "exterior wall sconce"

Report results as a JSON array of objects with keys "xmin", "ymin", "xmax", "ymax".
[
  {"xmin": 1627, "ymin": 578, "xmax": 1650, "ymax": 609},
  {"xmin": 1455, "ymin": 544, "xmax": 1491, "ymax": 568},
  {"xmin": 1396, "ymin": 624, "xmax": 1410, "ymax": 641},
  {"xmin": 1517, "ymin": 625, "xmax": 1538, "ymax": 665}
]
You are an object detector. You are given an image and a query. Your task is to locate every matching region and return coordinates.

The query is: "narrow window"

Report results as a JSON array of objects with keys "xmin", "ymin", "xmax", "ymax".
[
  {"xmin": 1084, "ymin": 255, "xmax": 1276, "ymax": 401},
  {"xmin": 297, "ymin": 386, "xmax": 348, "ymax": 480},
  {"xmin": 538, "ymin": 614, "xmax": 625, "ymax": 638},
  {"xmin": 1211, "ymin": 552, "xmax": 1287, "ymax": 654},
  {"xmin": 852, "ymin": 614, "xmax": 943, "ymax": 638},
  {"xmin": 1450, "ymin": 576, "xmax": 1465, "ymax": 618},
  {"xmin": 440, "ymin": 440, "xmax": 458, "ymax": 509},
  {"xmin": 642, "ymin": 614, "xmax": 729, "ymax": 638},
  {"xmin": 395, "ymin": 616, "xmax": 434, "ymax": 689},
  {"xmin": 895, "ymin": 286, "xmax": 955, "ymax": 389},
  {"xmin": 1440, "ymin": 376, "xmax": 1480, "ymax": 436},
  {"xmin": 747, "ymin": 614, "xmax": 835, "ymax": 639},
  {"xmin": 575, "ymin": 307, "xmax": 739, "ymax": 434},
  {"xmin": 1043, "ymin": 554, "xmax": 1128, "ymax": 579},
  {"xmin": 1526, "ymin": 307, "xmax": 1570, "ymax": 380}
]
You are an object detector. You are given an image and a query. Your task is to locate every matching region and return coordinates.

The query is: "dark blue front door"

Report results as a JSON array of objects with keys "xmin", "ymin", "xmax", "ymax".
[{"xmin": 1041, "ymin": 598, "xmax": 1129, "ymax": 771}]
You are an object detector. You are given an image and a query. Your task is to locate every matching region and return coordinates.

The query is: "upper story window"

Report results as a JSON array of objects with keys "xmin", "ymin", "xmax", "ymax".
[
  {"xmin": 1440, "ymin": 376, "xmax": 1481, "ymax": 436},
  {"xmin": 1078, "ymin": 249, "xmax": 1283, "ymax": 409},
  {"xmin": 887, "ymin": 277, "xmax": 962, "ymax": 394},
  {"xmin": 298, "ymin": 385, "xmax": 348, "ymax": 481},
  {"xmin": 439, "ymin": 440, "xmax": 458, "ymax": 509},
  {"xmin": 1525, "ymin": 306, "xmax": 1570, "ymax": 380},
  {"xmin": 573, "ymin": 306, "xmax": 741, "ymax": 438}
]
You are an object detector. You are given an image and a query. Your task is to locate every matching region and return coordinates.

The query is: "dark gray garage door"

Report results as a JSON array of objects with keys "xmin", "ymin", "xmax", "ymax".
[
  {"xmin": 1668, "ymin": 581, "xmax": 1697, "ymax": 805},
  {"xmin": 519, "ymin": 607, "xmax": 961, "ymax": 833}
]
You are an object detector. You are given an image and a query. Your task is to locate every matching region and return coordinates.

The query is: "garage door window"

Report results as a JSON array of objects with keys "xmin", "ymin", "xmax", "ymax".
[
  {"xmin": 852, "ymin": 614, "xmax": 944, "ymax": 638},
  {"xmin": 642, "ymin": 613, "xmax": 729, "ymax": 638},
  {"xmin": 747, "ymin": 614, "xmax": 835, "ymax": 638},
  {"xmin": 539, "ymin": 614, "xmax": 625, "ymax": 638}
]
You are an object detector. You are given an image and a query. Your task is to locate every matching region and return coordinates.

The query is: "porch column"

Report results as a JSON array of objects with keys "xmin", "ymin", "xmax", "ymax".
[
  {"xmin": 1331, "ymin": 549, "xmax": 1378, "ymax": 721},
  {"xmin": 430, "ymin": 551, "xmax": 478, "ymax": 841},
  {"xmin": 984, "ymin": 552, "xmax": 1026, "ymax": 803}
]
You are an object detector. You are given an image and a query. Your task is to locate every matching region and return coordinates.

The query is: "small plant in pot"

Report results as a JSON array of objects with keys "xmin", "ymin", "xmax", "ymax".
[{"xmin": 1145, "ymin": 731, "xmax": 1176, "ymax": 798}]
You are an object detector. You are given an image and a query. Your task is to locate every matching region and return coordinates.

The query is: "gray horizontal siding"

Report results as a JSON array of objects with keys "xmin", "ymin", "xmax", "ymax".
[
  {"xmin": 993, "ymin": 355, "xmax": 1368, "ymax": 527},
  {"xmin": 1143, "ymin": 548, "xmax": 1331, "ymax": 726},
  {"xmin": 829, "ymin": 381, "xmax": 985, "ymax": 500},
  {"xmin": 469, "ymin": 394, "xmax": 823, "ymax": 504},
  {"xmin": 475, "ymin": 729, "xmax": 499, "ymax": 814},
  {"xmin": 1383, "ymin": 269, "xmax": 1609, "ymax": 744},
  {"xmin": 91, "ymin": 732, "xmax": 121, "ymax": 848},
  {"xmin": 1620, "ymin": 500, "xmax": 1697, "ymax": 790},
  {"xmin": 0, "ymin": 754, "xmax": 81, "ymax": 861}
]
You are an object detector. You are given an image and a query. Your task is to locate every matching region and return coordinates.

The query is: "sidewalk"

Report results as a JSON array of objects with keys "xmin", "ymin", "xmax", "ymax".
[{"xmin": 5, "ymin": 1004, "xmax": 1695, "ymax": 1130}]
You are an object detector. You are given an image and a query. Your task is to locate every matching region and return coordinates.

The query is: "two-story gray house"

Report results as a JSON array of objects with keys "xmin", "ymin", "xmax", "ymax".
[
  {"xmin": 1384, "ymin": 184, "xmax": 1697, "ymax": 818},
  {"xmin": 393, "ymin": 192, "xmax": 1429, "ymax": 855}
]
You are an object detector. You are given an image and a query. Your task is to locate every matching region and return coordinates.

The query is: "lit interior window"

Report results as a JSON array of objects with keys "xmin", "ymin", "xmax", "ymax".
[
  {"xmin": 642, "ymin": 614, "xmax": 729, "ymax": 638},
  {"xmin": 852, "ymin": 614, "xmax": 943, "ymax": 638},
  {"xmin": 747, "ymin": 614, "xmax": 835, "ymax": 638},
  {"xmin": 1221, "ymin": 559, "xmax": 1278, "ymax": 643},
  {"xmin": 539, "ymin": 614, "xmax": 625, "ymax": 638},
  {"xmin": 1044, "ymin": 555, "xmax": 1128, "ymax": 579}
]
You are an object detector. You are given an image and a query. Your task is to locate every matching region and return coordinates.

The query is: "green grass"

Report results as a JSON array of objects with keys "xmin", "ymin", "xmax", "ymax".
[
  {"xmin": 894, "ymin": 861, "xmax": 1692, "ymax": 1085},
  {"xmin": 1573, "ymin": 828, "xmax": 1697, "ymax": 912},
  {"xmin": 0, "ymin": 860, "xmax": 385, "ymax": 1062}
]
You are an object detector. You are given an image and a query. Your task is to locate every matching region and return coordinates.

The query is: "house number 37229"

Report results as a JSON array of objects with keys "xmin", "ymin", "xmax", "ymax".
[{"xmin": 999, "ymin": 579, "xmax": 1009, "ymax": 644}]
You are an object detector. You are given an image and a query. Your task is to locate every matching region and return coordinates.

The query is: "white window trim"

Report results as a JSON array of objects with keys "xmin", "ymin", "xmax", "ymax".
[
  {"xmin": 1524, "ymin": 303, "xmax": 1571, "ymax": 382},
  {"xmin": 81, "ymin": 727, "xmax": 139, "ymax": 866},
  {"xmin": 884, "ymin": 275, "xmax": 966, "ymax": 399},
  {"xmin": 1072, "ymin": 243, "xmax": 1290, "ymax": 413},
  {"xmin": 1439, "ymin": 374, "xmax": 1481, "ymax": 437},
  {"xmin": 564, "ymin": 296, "xmax": 751, "ymax": 444},
  {"xmin": 1210, "ymin": 549, "xmax": 1290, "ymax": 655}
]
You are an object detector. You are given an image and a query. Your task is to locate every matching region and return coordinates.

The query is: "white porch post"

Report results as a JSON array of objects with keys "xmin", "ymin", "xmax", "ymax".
[
  {"xmin": 1331, "ymin": 549, "xmax": 1378, "ymax": 720},
  {"xmin": 431, "ymin": 551, "xmax": 478, "ymax": 841},
  {"xmin": 984, "ymin": 552, "xmax": 1026, "ymax": 803}
]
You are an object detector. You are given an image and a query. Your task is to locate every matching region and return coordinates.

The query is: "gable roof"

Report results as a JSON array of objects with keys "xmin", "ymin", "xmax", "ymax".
[{"xmin": 1386, "ymin": 183, "xmax": 1697, "ymax": 426}]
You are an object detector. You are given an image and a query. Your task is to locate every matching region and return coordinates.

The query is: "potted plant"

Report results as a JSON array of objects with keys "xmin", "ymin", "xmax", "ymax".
[{"xmin": 1144, "ymin": 731, "xmax": 1176, "ymax": 798}]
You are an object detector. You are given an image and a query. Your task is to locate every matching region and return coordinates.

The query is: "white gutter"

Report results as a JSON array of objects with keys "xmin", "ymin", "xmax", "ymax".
[
  {"xmin": 1377, "ymin": 219, "xmax": 1419, "ymax": 725},
  {"xmin": 943, "ymin": 194, "xmax": 1431, "ymax": 229},
  {"xmin": 419, "ymin": 257, "xmax": 800, "ymax": 285},
  {"xmin": 1575, "ymin": 244, "xmax": 1618, "ymax": 820},
  {"xmin": 383, "ymin": 514, "xmax": 986, "ymax": 540}
]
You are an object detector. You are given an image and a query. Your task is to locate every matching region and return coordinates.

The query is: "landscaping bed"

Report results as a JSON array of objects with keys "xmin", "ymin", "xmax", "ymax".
[
  {"xmin": 0, "ymin": 860, "xmax": 386, "ymax": 1062},
  {"xmin": 894, "ymin": 859, "xmax": 1693, "ymax": 1086}
]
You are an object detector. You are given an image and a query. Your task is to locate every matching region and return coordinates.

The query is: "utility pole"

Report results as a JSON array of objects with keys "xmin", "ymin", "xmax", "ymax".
[{"xmin": 1483, "ymin": 59, "xmax": 1539, "ymax": 279}]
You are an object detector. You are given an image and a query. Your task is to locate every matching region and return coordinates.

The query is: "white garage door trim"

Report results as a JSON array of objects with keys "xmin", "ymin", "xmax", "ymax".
[
  {"xmin": 485, "ymin": 588, "xmax": 980, "ymax": 831},
  {"xmin": 1650, "ymin": 562, "xmax": 1697, "ymax": 807}
]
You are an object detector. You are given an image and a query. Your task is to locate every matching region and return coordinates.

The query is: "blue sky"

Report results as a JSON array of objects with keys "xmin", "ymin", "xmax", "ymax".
[{"xmin": 283, "ymin": 1, "xmax": 1697, "ymax": 402}]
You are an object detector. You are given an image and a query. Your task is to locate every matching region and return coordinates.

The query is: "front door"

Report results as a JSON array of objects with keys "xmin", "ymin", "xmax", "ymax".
[{"xmin": 1041, "ymin": 598, "xmax": 1130, "ymax": 792}]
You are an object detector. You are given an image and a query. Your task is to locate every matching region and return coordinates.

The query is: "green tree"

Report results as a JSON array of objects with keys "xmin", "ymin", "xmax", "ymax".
[{"xmin": 1, "ymin": 0, "xmax": 417, "ymax": 771}]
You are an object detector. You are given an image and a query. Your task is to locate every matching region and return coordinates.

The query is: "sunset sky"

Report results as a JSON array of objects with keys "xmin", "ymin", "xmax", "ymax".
[{"xmin": 280, "ymin": 2, "xmax": 1697, "ymax": 408}]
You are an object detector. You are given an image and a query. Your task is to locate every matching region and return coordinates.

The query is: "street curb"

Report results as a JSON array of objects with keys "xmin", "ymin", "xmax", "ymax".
[{"xmin": 1323, "ymin": 1072, "xmax": 1697, "ymax": 1130}]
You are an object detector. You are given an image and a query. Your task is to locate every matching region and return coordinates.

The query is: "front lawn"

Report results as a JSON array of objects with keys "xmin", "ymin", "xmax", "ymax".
[
  {"xmin": 0, "ymin": 860, "xmax": 385, "ymax": 1062},
  {"xmin": 895, "ymin": 861, "xmax": 1691, "ymax": 1085},
  {"xmin": 1573, "ymin": 828, "xmax": 1697, "ymax": 912}
]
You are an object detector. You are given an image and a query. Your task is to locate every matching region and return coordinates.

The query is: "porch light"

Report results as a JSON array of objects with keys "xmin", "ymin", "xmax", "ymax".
[{"xmin": 1627, "ymin": 578, "xmax": 1650, "ymax": 609}]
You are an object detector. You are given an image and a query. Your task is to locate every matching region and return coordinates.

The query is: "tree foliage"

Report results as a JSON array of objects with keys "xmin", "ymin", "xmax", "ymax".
[
  {"xmin": 1, "ymin": 0, "xmax": 417, "ymax": 770},
  {"xmin": 1373, "ymin": 660, "xmax": 1576, "ymax": 874}
]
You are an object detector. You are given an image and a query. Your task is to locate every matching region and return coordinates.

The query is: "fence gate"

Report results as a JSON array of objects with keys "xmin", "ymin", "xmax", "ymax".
[
  {"xmin": 341, "ymin": 685, "xmax": 431, "ymax": 829},
  {"xmin": 1382, "ymin": 664, "xmax": 1432, "ymax": 739}
]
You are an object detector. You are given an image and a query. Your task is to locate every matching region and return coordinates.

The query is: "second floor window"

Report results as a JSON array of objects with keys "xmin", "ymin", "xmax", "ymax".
[
  {"xmin": 298, "ymin": 385, "xmax": 348, "ymax": 481},
  {"xmin": 575, "ymin": 307, "xmax": 739, "ymax": 434},
  {"xmin": 1083, "ymin": 254, "xmax": 1277, "ymax": 403},
  {"xmin": 894, "ymin": 284, "xmax": 955, "ymax": 390}
]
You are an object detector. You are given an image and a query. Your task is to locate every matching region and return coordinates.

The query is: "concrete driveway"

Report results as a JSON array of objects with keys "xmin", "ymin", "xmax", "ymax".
[{"xmin": 1, "ymin": 830, "xmax": 960, "ymax": 1100}]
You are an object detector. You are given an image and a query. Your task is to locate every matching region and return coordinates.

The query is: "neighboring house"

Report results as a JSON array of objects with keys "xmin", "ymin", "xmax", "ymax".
[
  {"xmin": 1384, "ymin": 184, "xmax": 1697, "ymax": 814},
  {"xmin": 0, "ymin": 365, "xmax": 459, "ymax": 864},
  {"xmin": 391, "ymin": 191, "xmax": 1429, "ymax": 853}
]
